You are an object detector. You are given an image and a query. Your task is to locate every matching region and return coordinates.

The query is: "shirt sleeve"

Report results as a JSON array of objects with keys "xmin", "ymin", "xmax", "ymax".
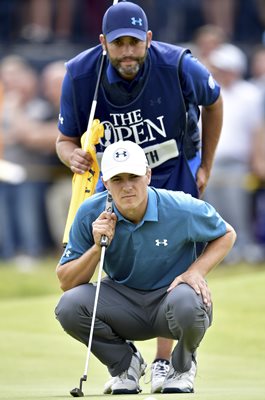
[
  {"xmin": 58, "ymin": 71, "xmax": 81, "ymax": 137},
  {"xmin": 187, "ymin": 197, "xmax": 227, "ymax": 242},
  {"xmin": 59, "ymin": 206, "xmax": 94, "ymax": 265},
  {"xmin": 180, "ymin": 52, "xmax": 221, "ymax": 106}
]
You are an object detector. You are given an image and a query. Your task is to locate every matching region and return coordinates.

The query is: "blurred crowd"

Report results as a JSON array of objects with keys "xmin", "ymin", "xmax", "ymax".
[
  {"xmin": 0, "ymin": 0, "xmax": 265, "ymax": 46},
  {"xmin": 0, "ymin": 0, "xmax": 265, "ymax": 268},
  {"xmin": 0, "ymin": 57, "xmax": 72, "ymax": 267}
]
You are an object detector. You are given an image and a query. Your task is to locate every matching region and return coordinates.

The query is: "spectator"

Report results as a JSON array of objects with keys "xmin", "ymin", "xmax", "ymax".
[
  {"xmin": 40, "ymin": 60, "xmax": 72, "ymax": 249},
  {"xmin": 19, "ymin": 0, "xmax": 75, "ymax": 43},
  {"xmin": 205, "ymin": 43, "xmax": 265, "ymax": 263},
  {"xmin": 0, "ymin": 55, "xmax": 58, "ymax": 265},
  {"xmin": 201, "ymin": 0, "xmax": 237, "ymax": 40},
  {"xmin": 192, "ymin": 24, "xmax": 226, "ymax": 67},
  {"xmin": 136, "ymin": 0, "xmax": 204, "ymax": 44},
  {"xmin": 249, "ymin": 44, "xmax": 265, "ymax": 95},
  {"xmin": 251, "ymin": 121, "xmax": 265, "ymax": 245},
  {"xmin": 248, "ymin": 45, "xmax": 265, "ymax": 246}
]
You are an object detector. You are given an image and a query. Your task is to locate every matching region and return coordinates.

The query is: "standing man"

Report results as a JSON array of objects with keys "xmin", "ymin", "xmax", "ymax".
[
  {"xmin": 55, "ymin": 141, "xmax": 236, "ymax": 395},
  {"xmin": 56, "ymin": 1, "xmax": 223, "ymax": 393}
]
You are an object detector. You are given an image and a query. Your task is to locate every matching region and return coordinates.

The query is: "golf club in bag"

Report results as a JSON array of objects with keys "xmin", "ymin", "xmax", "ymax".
[{"xmin": 70, "ymin": 191, "xmax": 113, "ymax": 397}]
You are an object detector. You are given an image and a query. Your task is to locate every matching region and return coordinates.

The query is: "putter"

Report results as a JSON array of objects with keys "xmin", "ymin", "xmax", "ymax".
[
  {"xmin": 69, "ymin": 1, "xmax": 116, "ymax": 396},
  {"xmin": 70, "ymin": 192, "xmax": 113, "ymax": 397}
]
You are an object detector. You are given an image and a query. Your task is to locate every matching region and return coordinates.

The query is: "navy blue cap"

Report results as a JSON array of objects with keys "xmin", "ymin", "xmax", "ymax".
[{"xmin": 102, "ymin": 1, "xmax": 148, "ymax": 43}]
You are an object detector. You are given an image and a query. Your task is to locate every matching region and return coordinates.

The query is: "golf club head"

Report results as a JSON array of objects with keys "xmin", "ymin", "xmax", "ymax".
[{"xmin": 70, "ymin": 387, "xmax": 84, "ymax": 397}]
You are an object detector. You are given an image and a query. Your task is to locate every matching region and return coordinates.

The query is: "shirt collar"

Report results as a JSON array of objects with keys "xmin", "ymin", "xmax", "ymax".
[
  {"xmin": 145, "ymin": 187, "xmax": 158, "ymax": 221},
  {"xmin": 113, "ymin": 187, "xmax": 158, "ymax": 224}
]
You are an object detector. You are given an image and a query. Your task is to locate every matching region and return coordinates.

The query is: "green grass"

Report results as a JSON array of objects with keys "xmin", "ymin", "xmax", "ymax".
[{"xmin": 0, "ymin": 259, "xmax": 265, "ymax": 399}]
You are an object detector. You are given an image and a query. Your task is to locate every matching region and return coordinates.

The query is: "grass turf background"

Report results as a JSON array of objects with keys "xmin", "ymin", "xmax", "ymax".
[{"xmin": 0, "ymin": 258, "xmax": 264, "ymax": 400}]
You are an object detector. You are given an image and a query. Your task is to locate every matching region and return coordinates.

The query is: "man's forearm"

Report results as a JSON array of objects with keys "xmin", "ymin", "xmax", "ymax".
[
  {"xmin": 201, "ymin": 94, "xmax": 223, "ymax": 177},
  {"xmin": 56, "ymin": 244, "xmax": 102, "ymax": 291},
  {"xmin": 190, "ymin": 223, "xmax": 236, "ymax": 277},
  {"xmin": 56, "ymin": 134, "xmax": 80, "ymax": 169}
]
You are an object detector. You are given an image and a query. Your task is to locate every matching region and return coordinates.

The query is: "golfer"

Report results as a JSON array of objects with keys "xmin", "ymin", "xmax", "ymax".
[{"xmin": 55, "ymin": 140, "xmax": 236, "ymax": 394}]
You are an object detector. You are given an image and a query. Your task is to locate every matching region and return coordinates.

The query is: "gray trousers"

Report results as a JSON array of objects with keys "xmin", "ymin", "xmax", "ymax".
[{"xmin": 55, "ymin": 277, "xmax": 212, "ymax": 376}]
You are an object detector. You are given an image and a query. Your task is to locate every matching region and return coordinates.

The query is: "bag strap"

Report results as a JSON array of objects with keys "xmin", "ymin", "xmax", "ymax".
[{"xmin": 176, "ymin": 48, "xmax": 190, "ymax": 150}]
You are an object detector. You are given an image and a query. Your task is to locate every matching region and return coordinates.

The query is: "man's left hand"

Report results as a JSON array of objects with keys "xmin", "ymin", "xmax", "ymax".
[
  {"xmin": 167, "ymin": 269, "xmax": 212, "ymax": 308},
  {"xmin": 196, "ymin": 166, "xmax": 209, "ymax": 197}
]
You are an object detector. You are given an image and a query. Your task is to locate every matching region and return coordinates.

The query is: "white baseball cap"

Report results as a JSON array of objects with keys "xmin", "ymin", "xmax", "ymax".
[
  {"xmin": 209, "ymin": 43, "xmax": 247, "ymax": 74},
  {"xmin": 101, "ymin": 140, "xmax": 148, "ymax": 181}
]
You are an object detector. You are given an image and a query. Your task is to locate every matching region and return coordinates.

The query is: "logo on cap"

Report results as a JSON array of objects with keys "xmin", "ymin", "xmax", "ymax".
[
  {"xmin": 131, "ymin": 17, "xmax": 143, "ymax": 26},
  {"xmin": 114, "ymin": 149, "xmax": 129, "ymax": 162},
  {"xmin": 102, "ymin": 2, "xmax": 148, "ymax": 42}
]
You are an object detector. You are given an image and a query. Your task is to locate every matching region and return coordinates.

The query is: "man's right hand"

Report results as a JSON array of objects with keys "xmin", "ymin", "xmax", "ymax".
[
  {"xmin": 92, "ymin": 211, "xmax": 117, "ymax": 248},
  {"xmin": 69, "ymin": 148, "xmax": 93, "ymax": 174},
  {"xmin": 56, "ymin": 133, "xmax": 94, "ymax": 174},
  {"xmin": 56, "ymin": 120, "xmax": 103, "ymax": 175}
]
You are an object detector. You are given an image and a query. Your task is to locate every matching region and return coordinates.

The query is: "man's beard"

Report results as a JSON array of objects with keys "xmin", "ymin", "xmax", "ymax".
[{"xmin": 109, "ymin": 52, "xmax": 147, "ymax": 80}]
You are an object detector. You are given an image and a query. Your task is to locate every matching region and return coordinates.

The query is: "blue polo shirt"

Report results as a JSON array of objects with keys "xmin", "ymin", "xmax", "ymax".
[{"xmin": 60, "ymin": 187, "xmax": 226, "ymax": 290}]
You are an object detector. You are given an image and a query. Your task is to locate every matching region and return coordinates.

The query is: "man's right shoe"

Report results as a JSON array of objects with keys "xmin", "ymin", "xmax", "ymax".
[
  {"xmin": 103, "ymin": 376, "xmax": 118, "ymax": 394},
  {"xmin": 150, "ymin": 359, "xmax": 170, "ymax": 393},
  {"xmin": 110, "ymin": 349, "xmax": 147, "ymax": 394},
  {"xmin": 161, "ymin": 358, "xmax": 197, "ymax": 393}
]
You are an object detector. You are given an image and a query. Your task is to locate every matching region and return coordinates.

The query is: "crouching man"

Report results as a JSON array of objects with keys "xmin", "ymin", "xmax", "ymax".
[{"xmin": 55, "ymin": 140, "xmax": 236, "ymax": 394}]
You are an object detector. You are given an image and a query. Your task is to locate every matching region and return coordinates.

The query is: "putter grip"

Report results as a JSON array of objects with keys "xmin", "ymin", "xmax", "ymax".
[{"xmin": 100, "ymin": 192, "xmax": 113, "ymax": 247}]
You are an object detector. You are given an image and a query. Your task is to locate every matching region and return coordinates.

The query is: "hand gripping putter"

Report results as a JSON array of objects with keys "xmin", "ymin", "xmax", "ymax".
[{"xmin": 70, "ymin": 192, "xmax": 113, "ymax": 397}]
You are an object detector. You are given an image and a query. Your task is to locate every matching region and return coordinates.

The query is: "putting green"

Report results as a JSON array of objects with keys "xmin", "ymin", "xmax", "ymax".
[{"xmin": 0, "ymin": 261, "xmax": 264, "ymax": 399}]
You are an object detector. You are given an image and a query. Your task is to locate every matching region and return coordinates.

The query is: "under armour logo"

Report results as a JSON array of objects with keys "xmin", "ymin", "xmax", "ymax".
[
  {"xmin": 208, "ymin": 75, "xmax": 216, "ymax": 90},
  {"xmin": 131, "ymin": 17, "xmax": 143, "ymax": 26},
  {"xmin": 64, "ymin": 249, "xmax": 71, "ymax": 258},
  {"xmin": 155, "ymin": 239, "xmax": 168, "ymax": 246},
  {"xmin": 114, "ymin": 149, "xmax": 129, "ymax": 162},
  {"xmin": 58, "ymin": 113, "xmax": 64, "ymax": 124},
  {"xmin": 150, "ymin": 97, "xmax": 162, "ymax": 106}
]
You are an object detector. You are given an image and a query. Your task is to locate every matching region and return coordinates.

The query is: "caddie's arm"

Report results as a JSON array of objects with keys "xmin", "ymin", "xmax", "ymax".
[
  {"xmin": 197, "ymin": 94, "xmax": 223, "ymax": 195},
  {"xmin": 167, "ymin": 222, "xmax": 236, "ymax": 306},
  {"xmin": 56, "ymin": 211, "xmax": 117, "ymax": 291},
  {"xmin": 56, "ymin": 132, "xmax": 93, "ymax": 174}
]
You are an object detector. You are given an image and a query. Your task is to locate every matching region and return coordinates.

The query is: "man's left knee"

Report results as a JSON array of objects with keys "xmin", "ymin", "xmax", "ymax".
[{"xmin": 166, "ymin": 284, "xmax": 209, "ymax": 329}]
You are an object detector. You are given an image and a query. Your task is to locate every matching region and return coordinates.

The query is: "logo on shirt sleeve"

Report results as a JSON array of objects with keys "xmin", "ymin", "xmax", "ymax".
[
  {"xmin": 58, "ymin": 113, "xmax": 64, "ymax": 125},
  {"xmin": 63, "ymin": 249, "xmax": 72, "ymax": 258},
  {"xmin": 208, "ymin": 75, "xmax": 215, "ymax": 90}
]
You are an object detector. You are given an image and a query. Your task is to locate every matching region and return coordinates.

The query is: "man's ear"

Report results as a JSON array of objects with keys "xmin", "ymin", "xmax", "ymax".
[
  {"xmin": 99, "ymin": 34, "xmax": 106, "ymax": 51},
  {"xmin": 146, "ymin": 168, "xmax": 152, "ymax": 185},
  {"xmin": 146, "ymin": 31, "xmax": 153, "ymax": 48},
  {"xmin": 101, "ymin": 176, "xmax": 109, "ymax": 190}
]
